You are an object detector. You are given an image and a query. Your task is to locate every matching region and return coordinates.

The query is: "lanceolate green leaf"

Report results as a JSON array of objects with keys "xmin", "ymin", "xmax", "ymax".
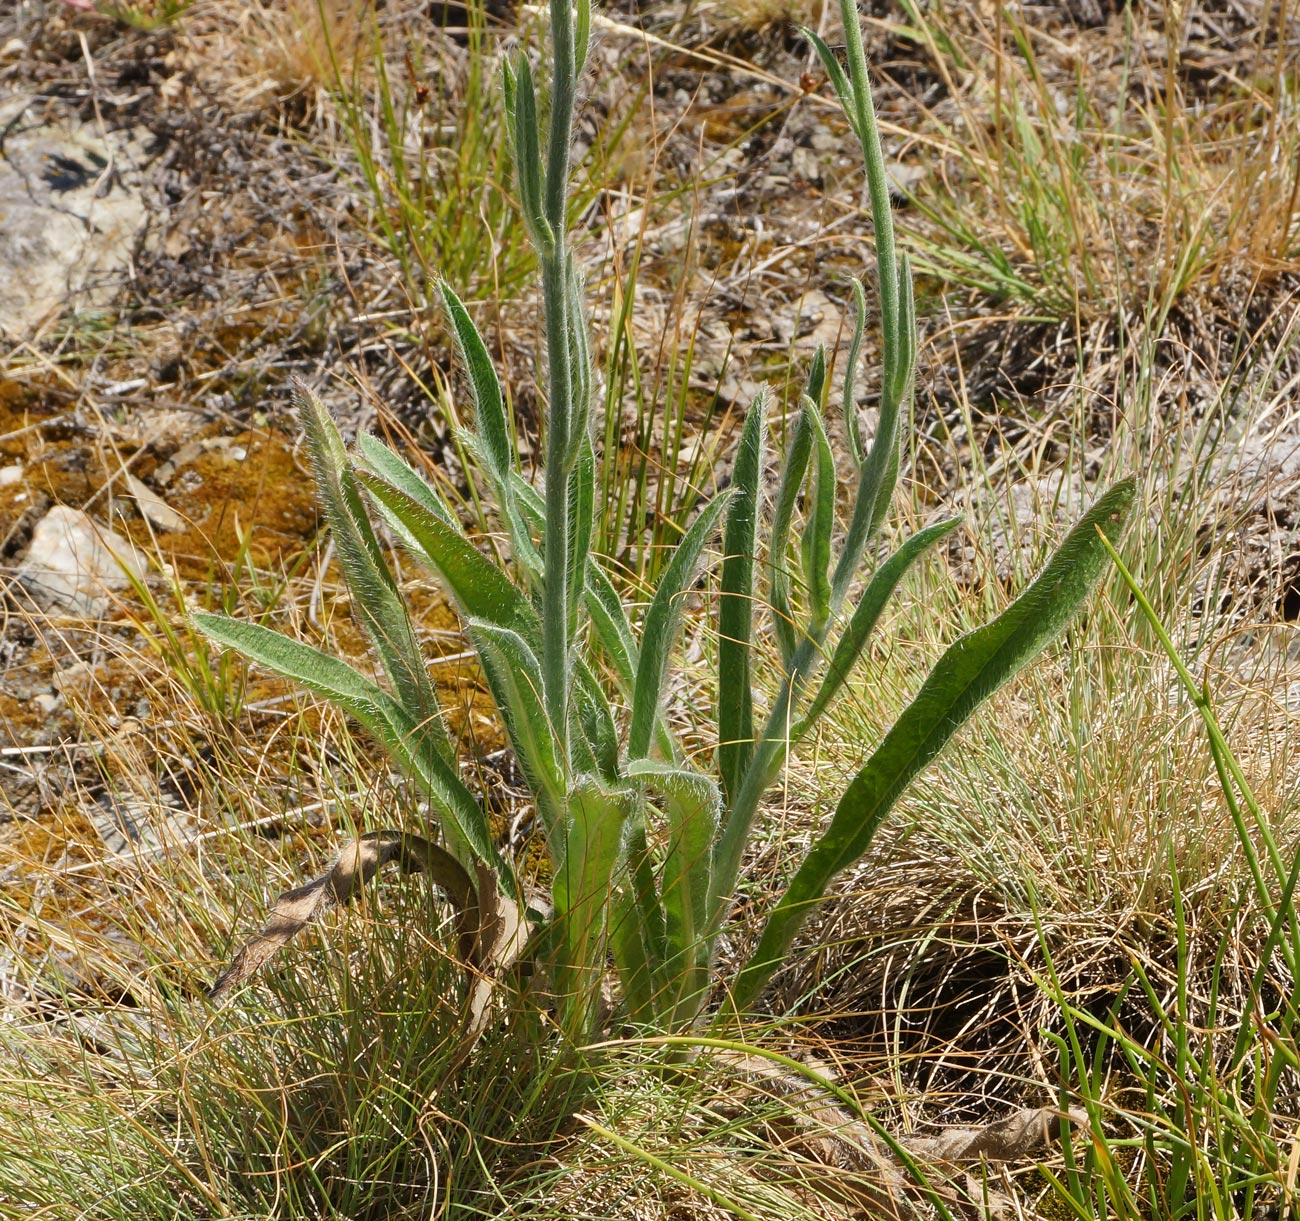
[
  {"xmin": 505, "ymin": 56, "xmax": 550, "ymax": 250},
  {"xmin": 833, "ymin": 372, "xmax": 905, "ymax": 602},
  {"xmin": 769, "ymin": 406, "xmax": 813, "ymax": 667},
  {"xmin": 572, "ymin": 656, "xmax": 621, "ymax": 784},
  {"xmin": 793, "ymin": 516, "xmax": 963, "ymax": 743},
  {"xmin": 627, "ymin": 493, "xmax": 731, "ymax": 762},
  {"xmin": 564, "ymin": 255, "xmax": 593, "ymax": 471},
  {"xmin": 457, "ymin": 430, "xmax": 544, "ymax": 583},
  {"xmin": 891, "ymin": 256, "xmax": 917, "ymax": 420},
  {"xmin": 718, "ymin": 392, "xmax": 766, "ymax": 804},
  {"xmin": 468, "ymin": 619, "xmax": 565, "ymax": 829},
  {"xmin": 356, "ymin": 473, "xmax": 535, "ymax": 637},
  {"xmin": 611, "ymin": 816, "xmax": 672, "ymax": 1024},
  {"xmin": 191, "ymin": 614, "xmax": 507, "ymax": 890},
  {"xmin": 733, "ymin": 478, "xmax": 1137, "ymax": 1010},
  {"xmin": 842, "ymin": 278, "xmax": 868, "ymax": 465},
  {"xmin": 356, "ymin": 434, "xmax": 459, "ymax": 530},
  {"xmin": 800, "ymin": 398, "xmax": 835, "ymax": 634},
  {"xmin": 567, "ymin": 437, "xmax": 596, "ymax": 636},
  {"xmin": 585, "ymin": 559, "xmax": 639, "ymax": 695},
  {"xmin": 439, "ymin": 282, "xmax": 512, "ymax": 490},
  {"xmin": 804, "ymin": 343, "xmax": 827, "ymax": 408},
  {"xmin": 627, "ymin": 760, "xmax": 719, "ymax": 1023},
  {"xmin": 298, "ymin": 390, "xmax": 445, "ymax": 750},
  {"xmin": 805, "ymin": 27, "xmax": 862, "ymax": 147},
  {"xmin": 609, "ymin": 890, "xmax": 657, "ymax": 1024},
  {"xmin": 575, "ymin": 0, "xmax": 591, "ymax": 70},
  {"xmin": 194, "ymin": 613, "xmax": 392, "ymax": 714},
  {"xmin": 553, "ymin": 777, "xmax": 635, "ymax": 1037}
]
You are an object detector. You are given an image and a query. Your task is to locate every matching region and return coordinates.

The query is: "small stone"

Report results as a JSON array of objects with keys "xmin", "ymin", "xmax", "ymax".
[
  {"xmin": 33, "ymin": 693, "xmax": 62, "ymax": 716},
  {"xmin": 14, "ymin": 506, "xmax": 148, "ymax": 616},
  {"xmin": 124, "ymin": 473, "xmax": 187, "ymax": 532},
  {"xmin": 0, "ymin": 464, "xmax": 23, "ymax": 485}
]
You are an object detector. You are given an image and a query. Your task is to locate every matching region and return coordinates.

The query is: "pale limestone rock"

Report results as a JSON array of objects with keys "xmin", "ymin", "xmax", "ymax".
[
  {"xmin": 0, "ymin": 96, "xmax": 155, "ymax": 337},
  {"xmin": 14, "ymin": 506, "xmax": 147, "ymax": 616}
]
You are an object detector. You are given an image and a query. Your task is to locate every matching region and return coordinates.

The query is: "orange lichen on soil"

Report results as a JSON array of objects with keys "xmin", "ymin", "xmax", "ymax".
[{"xmin": 124, "ymin": 427, "xmax": 320, "ymax": 574}]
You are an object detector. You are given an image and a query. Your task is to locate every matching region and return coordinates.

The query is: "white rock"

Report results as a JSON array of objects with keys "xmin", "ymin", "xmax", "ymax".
[
  {"xmin": 14, "ymin": 507, "xmax": 147, "ymax": 616},
  {"xmin": 124, "ymin": 473, "xmax": 187, "ymax": 532},
  {"xmin": 0, "ymin": 96, "xmax": 155, "ymax": 338},
  {"xmin": 33, "ymin": 693, "xmax": 62, "ymax": 716},
  {"xmin": 0, "ymin": 465, "xmax": 22, "ymax": 486}
]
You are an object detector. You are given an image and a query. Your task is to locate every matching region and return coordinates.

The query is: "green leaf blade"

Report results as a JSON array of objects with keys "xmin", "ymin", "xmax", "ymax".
[
  {"xmin": 627, "ymin": 760, "xmax": 720, "ymax": 1025},
  {"xmin": 440, "ymin": 282, "xmax": 512, "ymax": 490},
  {"xmin": 769, "ymin": 406, "xmax": 814, "ymax": 668},
  {"xmin": 193, "ymin": 614, "xmax": 508, "ymax": 889},
  {"xmin": 718, "ymin": 392, "xmax": 766, "ymax": 804},
  {"xmin": 468, "ymin": 619, "xmax": 566, "ymax": 830},
  {"xmin": 793, "ymin": 515, "xmax": 962, "ymax": 742},
  {"xmin": 553, "ymin": 776, "xmax": 636, "ymax": 1038},
  {"xmin": 800, "ymin": 397, "xmax": 835, "ymax": 634},
  {"xmin": 298, "ymin": 389, "xmax": 446, "ymax": 745},
  {"xmin": 735, "ymin": 478, "xmax": 1137, "ymax": 1009},
  {"xmin": 357, "ymin": 473, "xmax": 535, "ymax": 637},
  {"xmin": 627, "ymin": 494, "xmax": 731, "ymax": 762}
]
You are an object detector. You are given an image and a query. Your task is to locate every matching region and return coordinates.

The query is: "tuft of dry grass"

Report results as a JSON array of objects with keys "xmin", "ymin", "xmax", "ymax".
[{"xmin": 892, "ymin": 0, "xmax": 1300, "ymax": 322}]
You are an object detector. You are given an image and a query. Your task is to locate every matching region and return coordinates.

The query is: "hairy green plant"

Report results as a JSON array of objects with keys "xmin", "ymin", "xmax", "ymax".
[{"xmin": 195, "ymin": 0, "xmax": 1136, "ymax": 1047}]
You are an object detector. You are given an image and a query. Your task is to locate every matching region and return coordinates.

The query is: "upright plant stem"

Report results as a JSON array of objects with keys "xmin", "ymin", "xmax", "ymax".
[
  {"xmin": 541, "ymin": 0, "xmax": 579, "ymax": 753},
  {"xmin": 838, "ymin": 0, "xmax": 900, "ymax": 390}
]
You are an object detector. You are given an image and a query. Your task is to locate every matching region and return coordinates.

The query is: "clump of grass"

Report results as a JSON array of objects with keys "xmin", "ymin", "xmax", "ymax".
[{"xmin": 896, "ymin": 0, "xmax": 1300, "ymax": 321}]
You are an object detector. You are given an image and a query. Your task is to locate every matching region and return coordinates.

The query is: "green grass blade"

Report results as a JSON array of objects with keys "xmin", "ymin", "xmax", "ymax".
[
  {"xmin": 575, "ymin": 1116, "xmax": 767, "ymax": 1221},
  {"xmin": 627, "ymin": 493, "xmax": 731, "ymax": 761},
  {"xmin": 718, "ymin": 391, "xmax": 766, "ymax": 804},
  {"xmin": 793, "ymin": 516, "xmax": 962, "ymax": 742},
  {"xmin": 734, "ymin": 478, "xmax": 1136, "ymax": 1009}
]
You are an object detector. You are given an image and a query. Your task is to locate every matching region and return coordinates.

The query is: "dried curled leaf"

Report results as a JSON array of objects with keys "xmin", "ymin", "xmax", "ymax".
[{"xmin": 207, "ymin": 831, "xmax": 526, "ymax": 1036}]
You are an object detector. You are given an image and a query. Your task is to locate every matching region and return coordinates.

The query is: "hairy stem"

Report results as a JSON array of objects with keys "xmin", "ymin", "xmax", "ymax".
[{"xmin": 541, "ymin": 0, "xmax": 579, "ymax": 755}]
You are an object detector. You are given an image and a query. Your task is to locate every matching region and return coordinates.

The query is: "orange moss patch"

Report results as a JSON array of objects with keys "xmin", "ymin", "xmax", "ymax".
[
  {"xmin": 123, "ymin": 427, "xmax": 320, "ymax": 574},
  {"xmin": 0, "ymin": 691, "xmax": 49, "ymax": 747}
]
